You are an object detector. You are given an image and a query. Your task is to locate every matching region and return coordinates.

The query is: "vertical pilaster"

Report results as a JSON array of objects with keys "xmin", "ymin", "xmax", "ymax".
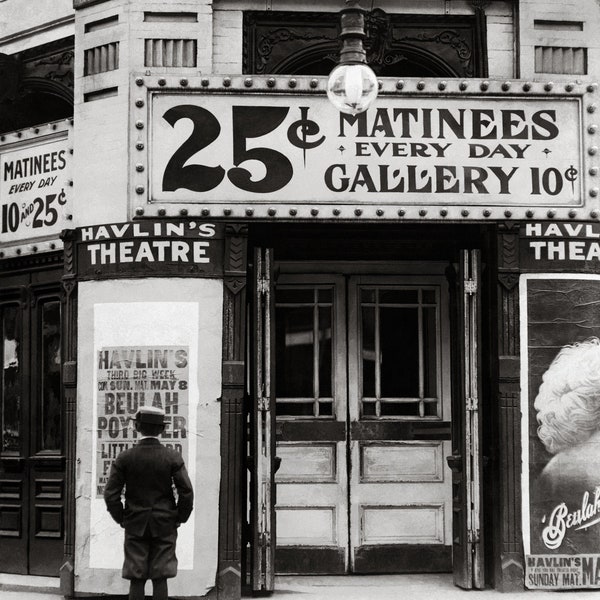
[
  {"xmin": 59, "ymin": 230, "xmax": 78, "ymax": 599},
  {"xmin": 217, "ymin": 224, "xmax": 247, "ymax": 600},
  {"xmin": 495, "ymin": 223, "xmax": 524, "ymax": 591}
]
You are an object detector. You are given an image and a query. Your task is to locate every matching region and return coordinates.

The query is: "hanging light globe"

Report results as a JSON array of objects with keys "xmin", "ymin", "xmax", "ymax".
[
  {"xmin": 327, "ymin": 0, "xmax": 378, "ymax": 115},
  {"xmin": 327, "ymin": 62, "xmax": 378, "ymax": 115}
]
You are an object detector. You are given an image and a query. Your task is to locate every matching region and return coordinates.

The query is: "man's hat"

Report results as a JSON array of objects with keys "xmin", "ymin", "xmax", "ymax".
[{"xmin": 135, "ymin": 406, "xmax": 165, "ymax": 425}]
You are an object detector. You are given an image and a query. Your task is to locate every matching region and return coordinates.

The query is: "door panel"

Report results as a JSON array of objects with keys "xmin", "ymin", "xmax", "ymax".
[
  {"xmin": 348, "ymin": 276, "xmax": 453, "ymax": 573},
  {"xmin": 250, "ymin": 247, "xmax": 276, "ymax": 592},
  {"xmin": 0, "ymin": 271, "xmax": 64, "ymax": 576},
  {"xmin": 274, "ymin": 276, "xmax": 347, "ymax": 574}
]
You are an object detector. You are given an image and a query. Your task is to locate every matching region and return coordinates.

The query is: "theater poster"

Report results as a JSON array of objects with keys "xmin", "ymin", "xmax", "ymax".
[{"xmin": 521, "ymin": 274, "xmax": 600, "ymax": 589}]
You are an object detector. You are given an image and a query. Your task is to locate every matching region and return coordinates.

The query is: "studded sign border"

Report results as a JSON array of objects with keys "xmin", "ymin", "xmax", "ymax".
[{"xmin": 131, "ymin": 74, "xmax": 600, "ymax": 223}]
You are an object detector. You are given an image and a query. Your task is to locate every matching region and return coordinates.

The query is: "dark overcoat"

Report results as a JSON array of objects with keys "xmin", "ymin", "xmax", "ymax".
[{"xmin": 104, "ymin": 438, "xmax": 194, "ymax": 537}]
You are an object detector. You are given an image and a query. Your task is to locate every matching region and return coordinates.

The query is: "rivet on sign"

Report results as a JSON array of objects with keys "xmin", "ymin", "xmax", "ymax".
[
  {"xmin": 267, "ymin": 78, "xmax": 276, "ymax": 88},
  {"xmin": 547, "ymin": 210, "xmax": 556, "ymax": 218},
  {"xmin": 135, "ymin": 186, "xmax": 145, "ymax": 194},
  {"xmin": 135, "ymin": 98, "xmax": 144, "ymax": 107},
  {"xmin": 461, "ymin": 209, "xmax": 469, "ymax": 217},
  {"xmin": 135, "ymin": 207, "xmax": 145, "ymax": 216},
  {"xmin": 135, "ymin": 77, "xmax": 144, "ymax": 86},
  {"xmin": 438, "ymin": 81, "xmax": 446, "ymax": 91},
  {"xmin": 33, "ymin": 128, "xmax": 39, "ymax": 134},
  {"xmin": 378, "ymin": 80, "xmax": 383, "ymax": 90},
  {"xmin": 311, "ymin": 208, "xmax": 319, "ymax": 216},
  {"xmin": 201, "ymin": 78, "xmax": 210, "ymax": 87},
  {"xmin": 526, "ymin": 210, "xmax": 534, "ymax": 218},
  {"xmin": 268, "ymin": 208, "xmax": 276, "ymax": 216},
  {"xmin": 544, "ymin": 82, "xmax": 554, "ymax": 92},
  {"xmin": 354, "ymin": 208, "xmax": 362, "ymax": 216},
  {"xmin": 590, "ymin": 188, "xmax": 599, "ymax": 198},
  {"xmin": 223, "ymin": 208, "xmax": 232, "ymax": 216},
  {"xmin": 588, "ymin": 104, "xmax": 597, "ymax": 113},
  {"xmin": 136, "ymin": 164, "xmax": 144, "ymax": 172},
  {"xmin": 0, "ymin": 135, "xmax": 4, "ymax": 141},
  {"xmin": 32, "ymin": 246, "xmax": 38, "ymax": 252},
  {"xmin": 69, "ymin": 148, "xmax": 74, "ymax": 154},
  {"xmin": 417, "ymin": 81, "xmax": 425, "ymax": 90},
  {"xmin": 333, "ymin": 208, "xmax": 341, "ymax": 216},
  {"xmin": 66, "ymin": 214, "xmax": 73, "ymax": 220},
  {"xmin": 245, "ymin": 208, "xmax": 254, "ymax": 216},
  {"xmin": 135, "ymin": 120, "xmax": 144, "ymax": 129},
  {"xmin": 396, "ymin": 80, "xmax": 404, "ymax": 90},
  {"xmin": 565, "ymin": 83, "xmax": 574, "ymax": 92},
  {"xmin": 419, "ymin": 209, "xmax": 427, "ymax": 216},
  {"xmin": 136, "ymin": 142, "xmax": 145, "ymax": 151},
  {"xmin": 591, "ymin": 210, "xmax": 600, "ymax": 219},
  {"xmin": 201, "ymin": 208, "xmax": 210, "ymax": 216},
  {"xmin": 589, "ymin": 146, "xmax": 598, "ymax": 156},
  {"xmin": 590, "ymin": 167, "xmax": 599, "ymax": 176},
  {"xmin": 180, "ymin": 78, "xmax": 188, "ymax": 87},
  {"xmin": 289, "ymin": 208, "xmax": 297, "ymax": 216},
  {"xmin": 223, "ymin": 77, "xmax": 232, "ymax": 87},
  {"xmin": 398, "ymin": 209, "xmax": 405, "ymax": 217},
  {"xmin": 502, "ymin": 81, "xmax": 511, "ymax": 91},
  {"xmin": 459, "ymin": 81, "xmax": 468, "ymax": 91},
  {"xmin": 589, "ymin": 125, "xmax": 598, "ymax": 134},
  {"xmin": 483, "ymin": 209, "xmax": 491, "ymax": 217},
  {"xmin": 310, "ymin": 79, "xmax": 318, "ymax": 88},
  {"xmin": 504, "ymin": 210, "xmax": 512, "ymax": 218},
  {"xmin": 0, "ymin": 252, "xmax": 3, "ymax": 258},
  {"xmin": 244, "ymin": 78, "xmax": 253, "ymax": 87},
  {"xmin": 569, "ymin": 210, "xmax": 577, "ymax": 218},
  {"xmin": 180, "ymin": 208, "xmax": 188, "ymax": 216},
  {"xmin": 440, "ymin": 209, "xmax": 448, "ymax": 217},
  {"xmin": 16, "ymin": 249, "xmax": 21, "ymax": 255},
  {"xmin": 588, "ymin": 83, "xmax": 599, "ymax": 93},
  {"xmin": 50, "ymin": 243, "xmax": 56, "ymax": 250},
  {"xmin": 289, "ymin": 78, "xmax": 297, "ymax": 88},
  {"xmin": 158, "ymin": 78, "xmax": 166, "ymax": 87},
  {"xmin": 480, "ymin": 81, "xmax": 489, "ymax": 91},
  {"xmin": 68, "ymin": 180, "xmax": 73, "ymax": 187},
  {"xmin": 158, "ymin": 208, "xmax": 166, "ymax": 216},
  {"xmin": 16, "ymin": 132, "xmax": 22, "ymax": 137},
  {"xmin": 376, "ymin": 209, "xmax": 384, "ymax": 216},
  {"xmin": 523, "ymin": 82, "xmax": 532, "ymax": 92}
]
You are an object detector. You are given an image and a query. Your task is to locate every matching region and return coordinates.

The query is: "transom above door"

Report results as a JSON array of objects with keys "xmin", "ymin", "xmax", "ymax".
[{"xmin": 274, "ymin": 265, "xmax": 453, "ymax": 574}]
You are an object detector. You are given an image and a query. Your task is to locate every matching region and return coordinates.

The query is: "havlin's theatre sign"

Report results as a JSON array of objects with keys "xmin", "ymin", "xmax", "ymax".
[{"xmin": 133, "ymin": 77, "xmax": 596, "ymax": 219}]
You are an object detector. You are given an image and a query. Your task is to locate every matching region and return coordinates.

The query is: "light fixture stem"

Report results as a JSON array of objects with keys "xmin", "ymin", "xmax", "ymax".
[{"xmin": 339, "ymin": 0, "xmax": 367, "ymax": 64}]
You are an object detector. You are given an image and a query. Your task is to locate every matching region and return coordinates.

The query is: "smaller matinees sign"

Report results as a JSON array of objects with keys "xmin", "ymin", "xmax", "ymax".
[{"xmin": 1, "ymin": 134, "xmax": 70, "ymax": 243}]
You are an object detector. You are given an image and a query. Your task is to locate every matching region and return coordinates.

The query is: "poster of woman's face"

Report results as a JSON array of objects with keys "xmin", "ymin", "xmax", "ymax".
[{"xmin": 523, "ymin": 276, "xmax": 600, "ymax": 559}]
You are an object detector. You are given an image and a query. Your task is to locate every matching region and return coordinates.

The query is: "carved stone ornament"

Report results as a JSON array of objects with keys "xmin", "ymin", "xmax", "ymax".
[
  {"xmin": 499, "ymin": 272, "xmax": 519, "ymax": 291},
  {"xmin": 244, "ymin": 12, "xmax": 482, "ymax": 78}
]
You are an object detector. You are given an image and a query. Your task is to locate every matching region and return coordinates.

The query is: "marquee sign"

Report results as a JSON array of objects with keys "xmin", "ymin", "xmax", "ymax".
[
  {"xmin": 133, "ymin": 76, "xmax": 599, "ymax": 220},
  {"xmin": 1, "ymin": 120, "xmax": 71, "ymax": 244}
]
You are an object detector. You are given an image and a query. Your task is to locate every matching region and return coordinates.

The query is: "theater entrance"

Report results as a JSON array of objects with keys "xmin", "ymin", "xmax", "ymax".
[{"xmin": 250, "ymin": 230, "xmax": 485, "ymax": 589}]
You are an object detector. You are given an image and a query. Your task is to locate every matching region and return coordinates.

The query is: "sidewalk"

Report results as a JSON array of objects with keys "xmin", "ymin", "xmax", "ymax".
[
  {"xmin": 3, "ymin": 574, "xmax": 600, "ymax": 599},
  {"xmin": 273, "ymin": 575, "xmax": 600, "ymax": 599}
]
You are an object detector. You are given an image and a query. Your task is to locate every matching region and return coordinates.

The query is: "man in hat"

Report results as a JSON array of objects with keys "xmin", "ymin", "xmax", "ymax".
[{"xmin": 104, "ymin": 405, "xmax": 194, "ymax": 600}]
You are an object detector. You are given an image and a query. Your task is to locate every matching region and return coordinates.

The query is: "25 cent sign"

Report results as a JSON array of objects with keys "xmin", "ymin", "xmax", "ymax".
[
  {"xmin": 1, "ymin": 128, "xmax": 70, "ymax": 244},
  {"xmin": 149, "ymin": 93, "xmax": 583, "ymax": 207}
]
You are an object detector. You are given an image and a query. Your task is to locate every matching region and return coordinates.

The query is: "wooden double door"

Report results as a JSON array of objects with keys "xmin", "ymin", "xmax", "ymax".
[
  {"xmin": 0, "ymin": 267, "xmax": 64, "ymax": 575},
  {"xmin": 272, "ymin": 265, "xmax": 453, "ymax": 575}
]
